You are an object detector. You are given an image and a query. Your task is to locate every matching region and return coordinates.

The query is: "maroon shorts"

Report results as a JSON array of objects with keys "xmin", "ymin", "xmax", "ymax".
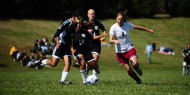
[{"xmin": 116, "ymin": 48, "xmax": 137, "ymax": 65}]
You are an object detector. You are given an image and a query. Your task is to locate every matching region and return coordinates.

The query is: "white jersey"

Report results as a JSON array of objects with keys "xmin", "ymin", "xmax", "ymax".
[{"xmin": 109, "ymin": 22, "xmax": 134, "ymax": 53}]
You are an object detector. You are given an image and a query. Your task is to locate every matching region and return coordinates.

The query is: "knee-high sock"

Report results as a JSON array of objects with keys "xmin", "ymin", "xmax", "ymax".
[
  {"xmin": 93, "ymin": 64, "xmax": 100, "ymax": 77},
  {"xmin": 127, "ymin": 70, "xmax": 141, "ymax": 82},
  {"xmin": 61, "ymin": 71, "xmax": 68, "ymax": 82},
  {"xmin": 80, "ymin": 70, "xmax": 87, "ymax": 83}
]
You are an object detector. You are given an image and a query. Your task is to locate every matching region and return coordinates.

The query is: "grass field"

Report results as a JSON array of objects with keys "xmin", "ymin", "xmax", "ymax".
[{"xmin": 0, "ymin": 18, "xmax": 190, "ymax": 95}]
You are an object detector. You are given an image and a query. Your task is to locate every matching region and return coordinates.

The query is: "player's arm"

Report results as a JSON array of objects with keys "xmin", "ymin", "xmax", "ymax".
[
  {"xmin": 109, "ymin": 34, "xmax": 120, "ymax": 44},
  {"xmin": 93, "ymin": 34, "xmax": 105, "ymax": 40},
  {"xmin": 182, "ymin": 49, "xmax": 186, "ymax": 57},
  {"xmin": 55, "ymin": 21, "xmax": 70, "ymax": 38},
  {"xmin": 101, "ymin": 31, "xmax": 107, "ymax": 41},
  {"xmin": 134, "ymin": 26, "xmax": 155, "ymax": 34},
  {"xmin": 99, "ymin": 21, "xmax": 107, "ymax": 39},
  {"xmin": 55, "ymin": 37, "xmax": 59, "ymax": 48}
]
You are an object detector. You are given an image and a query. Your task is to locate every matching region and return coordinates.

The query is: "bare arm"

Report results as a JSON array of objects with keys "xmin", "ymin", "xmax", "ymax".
[
  {"xmin": 134, "ymin": 26, "xmax": 155, "ymax": 34},
  {"xmin": 109, "ymin": 34, "xmax": 120, "ymax": 44},
  {"xmin": 93, "ymin": 33, "xmax": 105, "ymax": 40},
  {"xmin": 55, "ymin": 37, "xmax": 59, "ymax": 48}
]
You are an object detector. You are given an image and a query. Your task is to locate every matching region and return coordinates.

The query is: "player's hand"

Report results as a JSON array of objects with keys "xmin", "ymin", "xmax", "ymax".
[
  {"xmin": 114, "ymin": 40, "xmax": 120, "ymax": 45},
  {"xmin": 149, "ymin": 29, "xmax": 156, "ymax": 34},
  {"xmin": 87, "ymin": 29, "xmax": 93, "ymax": 33}
]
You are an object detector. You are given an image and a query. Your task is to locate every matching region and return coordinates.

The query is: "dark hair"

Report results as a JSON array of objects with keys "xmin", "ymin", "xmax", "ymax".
[
  {"xmin": 116, "ymin": 11, "xmax": 128, "ymax": 22},
  {"xmin": 72, "ymin": 9, "xmax": 84, "ymax": 17}
]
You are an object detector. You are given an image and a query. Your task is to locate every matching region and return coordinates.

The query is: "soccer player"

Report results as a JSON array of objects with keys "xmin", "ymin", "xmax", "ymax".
[
  {"xmin": 109, "ymin": 11, "xmax": 155, "ymax": 84},
  {"xmin": 182, "ymin": 43, "xmax": 190, "ymax": 76},
  {"xmin": 84, "ymin": 9, "xmax": 107, "ymax": 77},
  {"xmin": 40, "ymin": 9, "xmax": 83, "ymax": 85},
  {"xmin": 71, "ymin": 21, "xmax": 103, "ymax": 84}
]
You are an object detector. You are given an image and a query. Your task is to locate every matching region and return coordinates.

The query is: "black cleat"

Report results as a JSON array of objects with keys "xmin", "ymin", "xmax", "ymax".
[
  {"xmin": 60, "ymin": 81, "xmax": 72, "ymax": 85},
  {"xmin": 136, "ymin": 80, "xmax": 142, "ymax": 84}
]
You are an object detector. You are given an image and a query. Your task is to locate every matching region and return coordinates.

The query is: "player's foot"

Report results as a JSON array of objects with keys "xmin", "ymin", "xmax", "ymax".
[
  {"xmin": 83, "ymin": 80, "xmax": 87, "ymax": 85},
  {"xmin": 136, "ymin": 80, "xmax": 142, "ymax": 84},
  {"xmin": 60, "ymin": 81, "xmax": 72, "ymax": 85},
  {"xmin": 135, "ymin": 67, "xmax": 143, "ymax": 76}
]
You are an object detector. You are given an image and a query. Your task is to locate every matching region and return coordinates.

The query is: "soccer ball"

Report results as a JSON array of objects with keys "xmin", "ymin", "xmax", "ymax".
[{"xmin": 86, "ymin": 75, "xmax": 98, "ymax": 85}]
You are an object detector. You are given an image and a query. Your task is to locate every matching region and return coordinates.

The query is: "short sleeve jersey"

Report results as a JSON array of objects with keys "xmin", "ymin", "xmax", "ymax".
[
  {"xmin": 109, "ymin": 22, "xmax": 134, "ymax": 53},
  {"xmin": 85, "ymin": 19, "xmax": 106, "ymax": 47},
  {"xmin": 52, "ymin": 18, "xmax": 75, "ymax": 45},
  {"xmin": 183, "ymin": 48, "xmax": 190, "ymax": 58},
  {"xmin": 72, "ymin": 26, "xmax": 93, "ymax": 53}
]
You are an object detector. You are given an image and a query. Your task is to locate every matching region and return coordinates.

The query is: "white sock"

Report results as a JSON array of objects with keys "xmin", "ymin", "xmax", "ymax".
[
  {"xmin": 80, "ymin": 70, "xmax": 87, "ymax": 83},
  {"xmin": 61, "ymin": 71, "xmax": 68, "ymax": 82},
  {"xmin": 93, "ymin": 69, "xmax": 98, "ymax": 77},
  {"xmin": 93, "ymin": 64, "xmax": 100, "ymax": 77}
]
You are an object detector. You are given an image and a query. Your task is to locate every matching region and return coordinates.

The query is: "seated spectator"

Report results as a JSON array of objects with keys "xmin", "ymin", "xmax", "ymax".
[
  {"xmin": 9, "ymin": 45, "xmax": 19, "ymax": 61},
  {"xmin": 33, "ymin": 39, "xmax": 45, "ymax": 59},
  {"xmin": 9, "ymin": 45, "xmax": 18, "ymax": 56},
  {"xmin": 40, "ymin": 37, "xmax": 49, "ymax": 54},
  {"xmin": 19, "ymin": 49, "xmax": 43, "ymax": 69},
  {"xmin": 41, "ymin": 37, "xmax": 53, "ymax": 55}
]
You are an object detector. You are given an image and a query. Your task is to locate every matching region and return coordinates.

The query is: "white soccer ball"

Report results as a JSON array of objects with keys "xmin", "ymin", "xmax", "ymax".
[{"xmin": 86, "ymin": 75, "xmax": 98, "ymax": 85}]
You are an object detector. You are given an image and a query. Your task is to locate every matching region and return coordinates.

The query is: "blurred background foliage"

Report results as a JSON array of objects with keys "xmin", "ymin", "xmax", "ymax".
[{"xmin": 0, "ymin": 0, "xmax": 190, "ymax": 19}]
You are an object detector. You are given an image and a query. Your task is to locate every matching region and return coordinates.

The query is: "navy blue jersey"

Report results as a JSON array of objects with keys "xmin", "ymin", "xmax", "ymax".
[
  {"xmin": 183, "ymin": 48, "xmax": 190, "ymax": 58},
  {"xmin": 84, "ymin": 19, "xmax": 106, "ymax": 47},
  {"xmin": 183, "ymin": 48, "xmax": 190, "ymax": 64},
  {"xmin": 52, "ymin": 18, "xmax": 75, "ymax": 45},
  {"xmin": 72, "ymin": 25, "xmax": 93, "ymax": 54}
]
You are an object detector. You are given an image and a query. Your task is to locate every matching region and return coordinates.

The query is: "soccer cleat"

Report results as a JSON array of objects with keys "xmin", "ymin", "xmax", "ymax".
[
  {"xmin": 60, "ymin": 81, "xmax": 72, "ymax": 85},
  {"xmin": 136, "ymin": 80, "xmax": 142, "ymax": 84},
  {"xmin": 135, "ymin": 67, "xmax": 143, "ymax": 76},
  {"xmin": 83, "ymin": 80, "xmax": 87, "ymax": 85}
]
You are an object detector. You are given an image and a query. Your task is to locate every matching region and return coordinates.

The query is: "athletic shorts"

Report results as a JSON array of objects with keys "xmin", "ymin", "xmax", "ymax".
[
  {"xmin": 89, "ymin": 45, "xmax": 101, "ymax": 56},
  {"xmin": 116, "ymin": 48, "xmax": 137, "ymax": 65},
  {"xmin": 75, "ymin": 48, "xmax": 95, "ymax": 63},
  {"xmin": 52, "ymin": 43, "xmax": 71, "ymax": 59},
  {"xmin": 184, "ymin": 57, "xmax": 190, "ymax": 65}
]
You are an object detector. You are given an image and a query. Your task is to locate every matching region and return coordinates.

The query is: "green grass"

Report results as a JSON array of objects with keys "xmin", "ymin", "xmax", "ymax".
[{"xmin": 0, "ymin": 18, "xmax": 190, "ymax": 95}]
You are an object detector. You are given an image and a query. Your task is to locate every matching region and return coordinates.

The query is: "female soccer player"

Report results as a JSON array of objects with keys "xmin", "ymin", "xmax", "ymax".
[
  {"xmin": 109, "ymin": 11, "xmax": 155, "ymax": 84},
  {"xmin": 71, "ymin": 21, "xmax": 104, "ymax": 84},
  {"xmin": 40, "ymin": 9, "xmax": 83, "ymax": 85},
  {"xmin": 85, "ymin": 9, "xmax": 107, "ymax": 76}
]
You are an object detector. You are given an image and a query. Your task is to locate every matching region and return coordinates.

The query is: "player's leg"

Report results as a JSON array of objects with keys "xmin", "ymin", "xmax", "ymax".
[
  {"xmin": 77, "ymin": 54, "xmax": 87, "ymax": 84},
  {"xmin": 123, "ymin": 63, "xmax": 141, "ymax": 84},
  {"xmin": 41, "ymin": 57, "xmax": 59, "ymax": 67},
  {"xmin": 92, "ymin": 52, "xmax": 100, "ymax": 77},
  {"xmin": 187, "ymin": 65, "xmax": 190, "ymax": 75},
  {"xmin": 60, "ymin": 55, "xmax": 72, "ymax": 84},
  {"xmin": 130, "ymin": 56, "xmax": 143, "ymax": 76},
  {"xmin": 187, "ymin": 60, "xmax": 190, "ymax": 75},
  {"xmin": 182, "ymin": 61, "xmax": 187, "ymax": 76},
  {"xmin": 88, "ymin": 60, "xmax": 100, "ymax": 74}
]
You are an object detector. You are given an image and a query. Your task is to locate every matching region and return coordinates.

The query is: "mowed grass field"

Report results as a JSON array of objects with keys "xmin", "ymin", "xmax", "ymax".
[{"xmin": 0, "ymin": 18, "xmax": 190, "ymax": 95}]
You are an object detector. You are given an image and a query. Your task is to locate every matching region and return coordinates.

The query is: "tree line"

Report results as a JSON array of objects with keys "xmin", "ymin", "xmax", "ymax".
[{"xmin": 0, "ymin": 0, "xmax": 189, "ymax": 19}]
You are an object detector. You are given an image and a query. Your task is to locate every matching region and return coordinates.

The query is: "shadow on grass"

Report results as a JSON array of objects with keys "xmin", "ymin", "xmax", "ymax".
[
  {"xmin": 0, "ymin": 64, "xmax": 8, "ymax": 67},
  {"xmin": 142, "ymin": 62, "xmax": 164, "ymax": 65},
  {"xmin": 142, "ymin": 81, "xmax": 188, "ymax": 86}
]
